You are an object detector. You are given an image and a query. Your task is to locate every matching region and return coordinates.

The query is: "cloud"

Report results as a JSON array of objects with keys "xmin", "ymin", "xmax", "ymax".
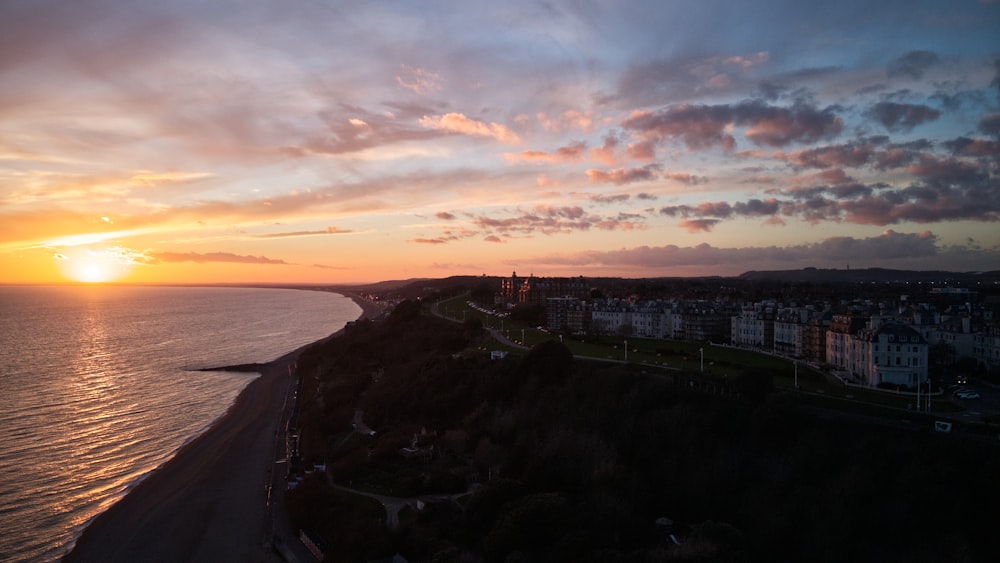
[
  {"xmin": 256, "ymin": 226, "xmax": 352, "ymax": 238},
  {"xmin": 527, "ymin": 230, "xmax": 996, "ymax": 273},
  {"xmin": 150, "ymin": 251, "xmax": 290, "ymax": 265},
  {"xmin": 663, "ymin": 172, "xmax": 707, "ymax": 184},
  {"xmin": 886, "ymin": 50, "xmax": 941, "ymax": 80},
  {"xmin": 505, "ymin": 141, "xmax": 586, "ymax": 163},
  {"xmin": 944, "ymin": 136, "xmax": 1000, "ymax": 157},
  {"xmin": 622, "ymin": 101, "xmax": 842, "ymax": 151},
  {"xmin": 127, "ymin": 171, "xmax": 214, "ymax": 187},
  {"xmin": 679, "ymin": 218, "xmax": 721, "ymax": 232},
  {"xmin": 436, "ymin": 211, "xmax": 457, "ymax": 220},
  {"xmin": 594, "ymin": 212, "xmax": 644, "ymax": 231},
  {"xmin": 742, "ymin": 102, "xmax": 844, "ymax": 147},
  {"xmin": 868, "ymin": 102, "xmax": 941, "ymax": 132},
  {"xmin": 589, "ymin": 133, "xmax": 620, "ymax": 165},
  {"xmin": 467, "ymin": 205, "xmax": 645, "ymax": 238},
  {"xmin": 783, "ymin": 141, "xmax": 876, "ymax": 169},
  {"xmin": 419, "ymin": 113, "xmax": 522, "ymax": 144},
  {"xmin": 588, "ymin": 193, "xmax": 631, "ymax": 204},
  {"xmin": 907, "ymin": 154, "xmax": 985, "ymax": 183},
  {"xmin": 537, "ymin": 110, "xmax": 593, "ymax": 132},
  {"xmin": 623, "ymin": 104, "xmax": 735, "ymax": 150},
  {"xmin": 294, "ymin": 104, "xmax": 440, "ymax": 156},
  {"xmin": 777, "ymin": 137, "xmax": 934, "ymax": 171},
  {"xmin": 980, "ymin": 113, "xmax": 1000, "ymax": 138},
  {"xmin": 616, "ymin": 51, "xmax": 771, "ymax": 106},
  {"xmin": 665, "ymin": 159, "xmax": 999, "ymax": 228},
  {"xmin": 396, "ymin": 65, "xmax": 442, "ymax": 95},
  {"xmin": 660, "ymin": 198, "xmax": 780, "ymax": 219},
  {"xmin": 586, "ymin": 164, "xmax": 661, "ymax": 185}
]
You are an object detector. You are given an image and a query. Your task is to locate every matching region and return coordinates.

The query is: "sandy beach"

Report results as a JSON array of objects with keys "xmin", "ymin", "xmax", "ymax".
[{"xmin": 64, "ymin": 292, "xmax": 382, "ymax": 563}]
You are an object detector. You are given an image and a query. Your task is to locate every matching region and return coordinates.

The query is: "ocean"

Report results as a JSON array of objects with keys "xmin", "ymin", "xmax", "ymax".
[{"xmin": 0, "ymin": 285, "xmax": 361, "ymax": 562}]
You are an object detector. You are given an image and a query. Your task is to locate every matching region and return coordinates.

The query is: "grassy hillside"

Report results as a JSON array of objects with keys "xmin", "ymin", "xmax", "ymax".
[{"xmin": 287, "ymin": 300, "xmax": 1000, "ymax": 562}]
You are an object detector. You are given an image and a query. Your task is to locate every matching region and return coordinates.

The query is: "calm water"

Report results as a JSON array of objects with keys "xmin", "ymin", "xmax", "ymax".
[{"xmin": 0, "ymin": 285, "xmax": 360, "ymax": 562}]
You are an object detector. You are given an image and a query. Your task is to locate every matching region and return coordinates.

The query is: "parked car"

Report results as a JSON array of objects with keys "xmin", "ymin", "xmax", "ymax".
[{"xmin": 953, "ymin": 389, "xmax": 980, "ymax": 400}]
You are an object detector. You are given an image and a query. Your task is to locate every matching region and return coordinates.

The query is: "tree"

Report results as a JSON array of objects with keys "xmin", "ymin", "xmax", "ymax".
[
  {"xmin": 484, "ymin": 493, "xmax": 570, "ymax": 560},
  {"xmin": 517, "ymin": 340, "xmax": 574, "ymax": 385}
]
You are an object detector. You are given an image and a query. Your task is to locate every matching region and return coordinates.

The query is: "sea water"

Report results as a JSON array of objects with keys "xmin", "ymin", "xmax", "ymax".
[{"xmin": 0, "ymin": 285, "xmax": 360, "ymax": 562}]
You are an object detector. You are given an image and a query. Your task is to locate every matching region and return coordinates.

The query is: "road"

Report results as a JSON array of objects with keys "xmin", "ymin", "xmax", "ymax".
[{"xmin": 944, "ymin": 377, "xmax": 1000, "ymax": 425}]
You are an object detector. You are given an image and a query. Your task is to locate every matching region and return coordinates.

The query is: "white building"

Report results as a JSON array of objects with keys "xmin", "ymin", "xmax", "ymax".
[
  {"xmin": 827, "ymin": 317, "xmax": 928, "ymax": 387},
  {"xmin": 973, "ymin": 326, "xmax": 1000, "ymax": 370},
  {"xmin": 731, "ymin": 303, "xmax": 775, "ymax": 349}
]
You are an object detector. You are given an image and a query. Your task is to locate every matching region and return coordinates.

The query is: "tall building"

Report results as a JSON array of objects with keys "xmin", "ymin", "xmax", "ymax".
[
  {"xmin": 546, "ymin": 297, "xmax": 591, "ymax": 334},
  {"xmin": 827, "ymin": 316, "xmax": 928, "ymax": 387},
  {"xmin": 856, "ymin": 322, "xmax": 928, "ymax": 387},
  {"xmin": 731, "ymin": 303, "xmax": 776, "ymax": 349},
  {"xmin": 497, "ymin": 271, "xmax": 589, "ymax": 306}
]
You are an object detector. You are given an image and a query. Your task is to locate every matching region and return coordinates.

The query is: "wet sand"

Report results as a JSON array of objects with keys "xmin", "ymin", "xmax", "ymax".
[{"xmin": 64, "ymin": 292, "xmax": 382, "ymax": 563}]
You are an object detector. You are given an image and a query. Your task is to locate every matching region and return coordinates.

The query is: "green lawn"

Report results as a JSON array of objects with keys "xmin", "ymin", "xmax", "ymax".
[{"xmin": 433, "ymin": 295, "xmax": 968, "ymax": 416}]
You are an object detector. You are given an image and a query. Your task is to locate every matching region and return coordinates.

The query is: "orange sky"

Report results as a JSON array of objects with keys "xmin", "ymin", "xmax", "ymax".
[{"xmin": 2, "ymin": 1, "xmax": 999, "ymax": 285}]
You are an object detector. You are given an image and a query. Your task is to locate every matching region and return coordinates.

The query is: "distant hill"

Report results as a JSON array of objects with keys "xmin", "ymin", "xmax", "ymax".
[
  {"xmin": 326, "ymin": 269, "xmax": 1000, "ymax": 301},
  {"xmin": 331, "ymin": 275, "xmax": 496, "ymax": 300},
  {"xmin": 738, "ymin": 267, "xmax": 1000, "ymax": 284}
]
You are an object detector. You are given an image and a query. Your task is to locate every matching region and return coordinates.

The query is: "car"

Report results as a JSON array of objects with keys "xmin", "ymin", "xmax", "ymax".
[
  {"xmin": 953, "ymin": 389, "xmax": 980, "ymax": 400},
  {"xmin": 955, "ymin": 375, "xmax": 968, "ymax": 385}
]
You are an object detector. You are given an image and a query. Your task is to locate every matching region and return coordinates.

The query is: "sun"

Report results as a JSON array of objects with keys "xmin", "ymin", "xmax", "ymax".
[
  {"xmin": 82, "ymin": 264, "xmax": 104, "ymax": 282},
  {"xmin": 56, "ymin": 248, "xmax": 133, "ymax": 283}
]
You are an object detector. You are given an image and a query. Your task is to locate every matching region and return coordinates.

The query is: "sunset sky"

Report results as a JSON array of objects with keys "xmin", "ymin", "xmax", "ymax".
[{"xmin": 2, "ymin": 0, "xmax": 999, "ymax": 284}]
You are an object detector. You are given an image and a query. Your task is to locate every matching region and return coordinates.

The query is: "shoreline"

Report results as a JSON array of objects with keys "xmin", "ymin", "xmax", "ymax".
[{"xmin": 64, "ymin": 292, "xmax": 382, "ymax": 562}]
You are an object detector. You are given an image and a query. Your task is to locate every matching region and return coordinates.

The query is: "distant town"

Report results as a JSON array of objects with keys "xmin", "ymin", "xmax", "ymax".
[{"xmin": 348, "ymin": 267, "xmax": 1000, "ymax": 391}]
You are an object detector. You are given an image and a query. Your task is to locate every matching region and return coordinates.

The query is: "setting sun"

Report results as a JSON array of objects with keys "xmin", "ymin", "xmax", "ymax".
[
  {"xmin": 57, "ymin": 248, "xmax": 133, "ymax": 283},
  {"xmin": 82, "ymin": 264, "xmax": 103, "ymax": 282}
]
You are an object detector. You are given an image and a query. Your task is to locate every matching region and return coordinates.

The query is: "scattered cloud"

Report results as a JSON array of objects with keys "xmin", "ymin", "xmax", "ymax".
[
  {"xmin": 886, "ymin": 50, "xmax": 941, "ymax": 80},
  {"xmin": 868, "ymin": 102, "xmax": 941, "ymax": 132},
  {"xmin": 396, "ymin": 65, "xmax": 442, "ymax": 95},
  {"xmin": 256, "ymin": 226, "xmax": 353, "ymax": 238},
  {"xmin": 586, "ymin": 164, "xmax": 661, "ymax": 185},
  {"xmin": 420, "ymin": 113, "xmax": 522, "ymax": 145},
  {"xmin": 528, "ymin": 230, "xmax": 996, "ymax": 273},
  {"xmin": 148, "ymin": 251, "xmax": 290, "ymax": 265},
  {"xmin": 663, "ymin": 172, "xmax": 708, "ymax": 184},
  {"xmin": 622, "ymin": 101, "xmax": 843, "ymax": 152},
  {"xmin": 2, "ymin": 2, "xmax": 999, "ymax": 282},
  {"xmin": 505, "ymin": 141, "xmax": 586, "ymax": 163},
  {"xmin": 679, "ymin": 218, "xmax": 721, "ymax": 232}
]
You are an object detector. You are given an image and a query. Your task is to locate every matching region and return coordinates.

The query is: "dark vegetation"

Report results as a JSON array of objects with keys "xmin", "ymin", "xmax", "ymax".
[{"xmin": 288, "ymin": 298, "xmax": 1000, "ymax": 563}]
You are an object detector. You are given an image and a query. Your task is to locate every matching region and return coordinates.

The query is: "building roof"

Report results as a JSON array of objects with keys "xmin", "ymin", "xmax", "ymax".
[{"xmin": 865, "ymin": 322, "xmax": 926, "ymax": 344}]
